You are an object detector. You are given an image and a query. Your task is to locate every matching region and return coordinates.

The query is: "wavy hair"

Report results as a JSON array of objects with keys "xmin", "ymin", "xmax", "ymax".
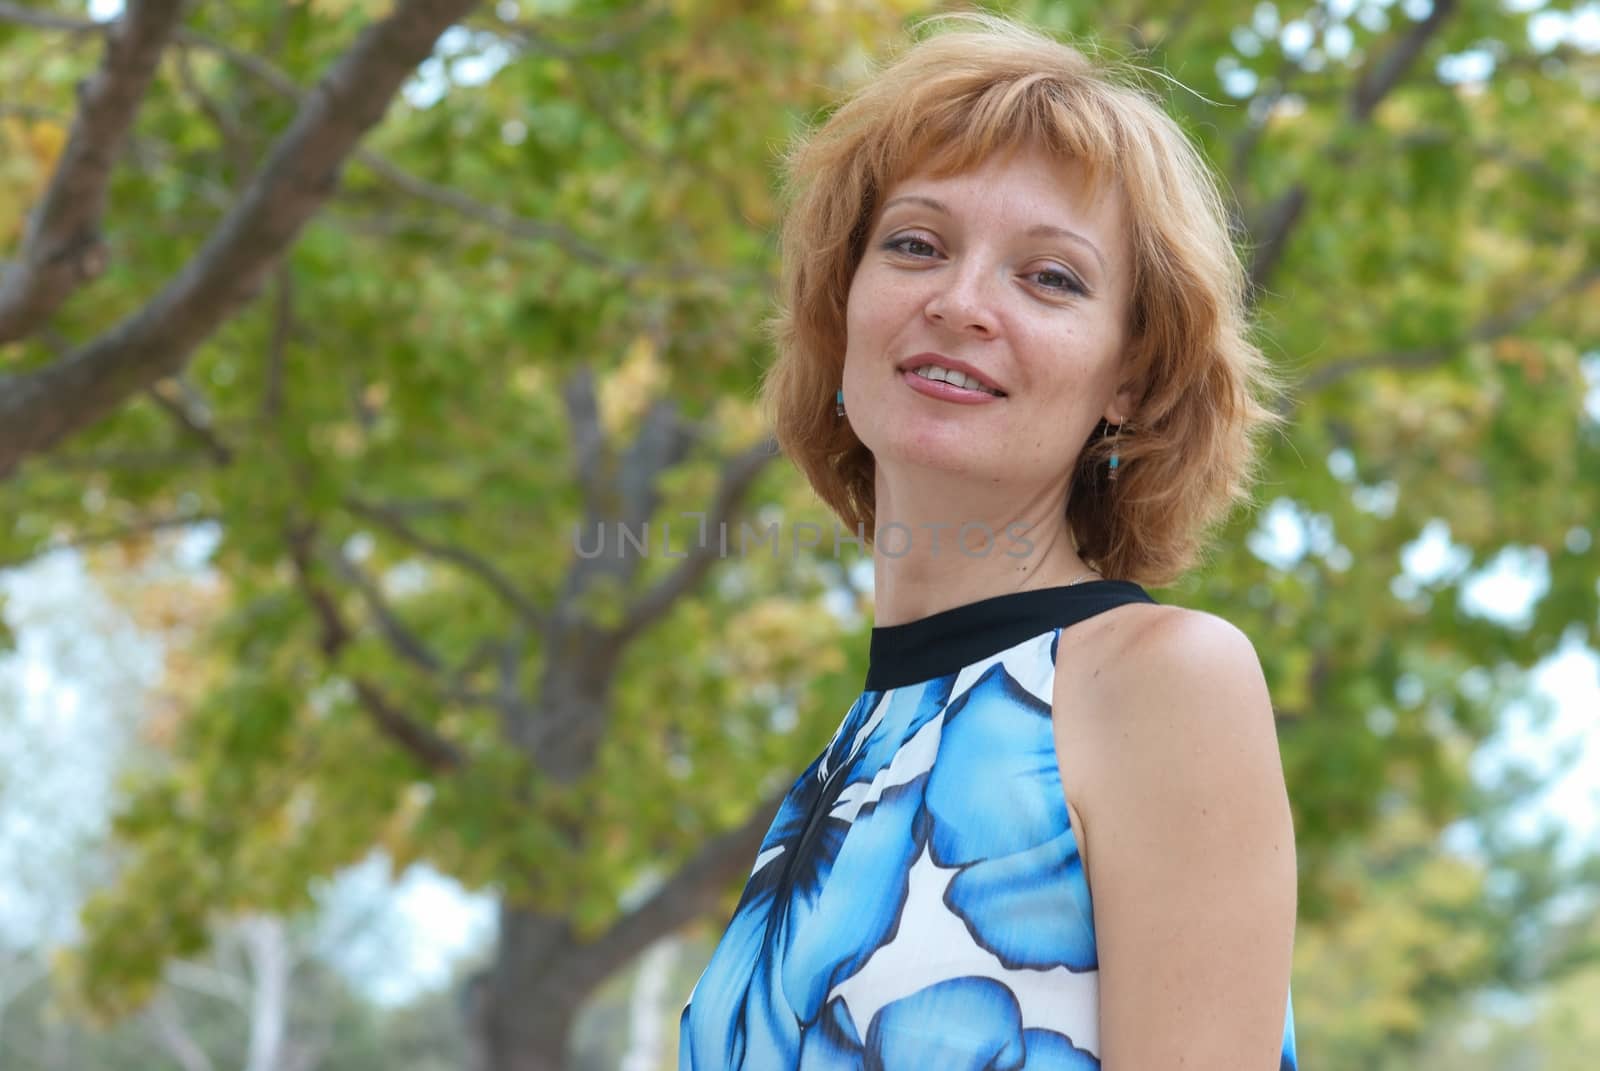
[{"xmin": 758, "ymin": 11, "xmax": 1291, "ymax": 588}]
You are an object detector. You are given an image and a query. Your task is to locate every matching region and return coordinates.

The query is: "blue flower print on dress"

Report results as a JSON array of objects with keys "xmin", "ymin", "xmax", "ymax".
[
  {"xmin": 798, "ymin": 979, "xmax": 1099, "ymax": 1071},
  {"xmin": 680, "ymin": 626, "xmax": 1301, "ymax": 1070},
  {"xmin": 925, "ymin": 664, "xmax": 1098, "ymax": 973},
  {"xmin": 680, "ymin": 680, "xmax": 952, "ymax": 1068},
  {"xmin": 864, "ymin": 977, "xmax": 1026, "ymax": 1069}
]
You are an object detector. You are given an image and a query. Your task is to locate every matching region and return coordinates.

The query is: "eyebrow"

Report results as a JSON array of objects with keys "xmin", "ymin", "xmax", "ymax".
[{"xmin": 879, "ymin": 194, "xmax": 1108, "ymax": 276}]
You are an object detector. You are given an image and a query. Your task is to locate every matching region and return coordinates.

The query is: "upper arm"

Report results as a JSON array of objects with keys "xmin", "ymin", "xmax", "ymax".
[{"xmin": 1073, "ymin": 610, "xmax": 1297, "ymax": 1069}]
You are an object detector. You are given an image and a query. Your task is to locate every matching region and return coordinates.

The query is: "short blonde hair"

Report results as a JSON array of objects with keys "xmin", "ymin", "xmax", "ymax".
[{"xmin": 758, "ymin": 11, "xmax": 1291, "ymax": 588}]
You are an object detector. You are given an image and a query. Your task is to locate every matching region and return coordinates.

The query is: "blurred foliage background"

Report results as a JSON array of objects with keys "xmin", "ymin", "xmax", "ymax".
[{"xmin": 1, "ymin": 0, "xmax": 1598, "ymax": 1067}]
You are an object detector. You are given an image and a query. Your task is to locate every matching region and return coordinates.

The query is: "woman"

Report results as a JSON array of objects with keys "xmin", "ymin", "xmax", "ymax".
[{"xmin": 680, "ymin": 12, "xmax": 1298, "ymax": 1069}]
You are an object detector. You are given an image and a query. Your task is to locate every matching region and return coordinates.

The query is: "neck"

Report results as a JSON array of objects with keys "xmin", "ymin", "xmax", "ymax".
[{"xmin": 867, "ymin": 467, "xmax": 1096, "ymax": 626}]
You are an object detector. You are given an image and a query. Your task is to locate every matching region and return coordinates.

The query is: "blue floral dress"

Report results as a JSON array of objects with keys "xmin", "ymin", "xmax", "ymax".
[{"xmin": 679, "ymin": 580, "xmax": 1298, "ymax": 1069}]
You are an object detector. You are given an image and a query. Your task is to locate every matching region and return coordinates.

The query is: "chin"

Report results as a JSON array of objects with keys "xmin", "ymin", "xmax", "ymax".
[{"xmin": 876, "ymin": 432, "xmax": 992, "ymax": 479}]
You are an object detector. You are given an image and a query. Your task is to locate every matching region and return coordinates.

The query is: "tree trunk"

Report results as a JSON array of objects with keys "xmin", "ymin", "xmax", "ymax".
[
  {"xmin": 462, "ymin": 785, "xmax": 785, "ymax": 1069},
  {"xmin": 469, "ymin": 906, "xmax": 585, "ymax": 1071}
]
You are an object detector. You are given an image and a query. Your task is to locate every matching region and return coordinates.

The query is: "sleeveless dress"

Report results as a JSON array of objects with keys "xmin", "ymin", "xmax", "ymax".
[{"xmin": 679, "ymin": 580, "xmax": 1298, "ymax": 1070}]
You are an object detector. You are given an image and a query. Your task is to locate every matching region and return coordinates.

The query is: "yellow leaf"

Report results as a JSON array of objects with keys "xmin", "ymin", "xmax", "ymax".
[
  {"xmin": 598, "ymin": 333, "xmax": 667, "ymax": 439},
  {"xmin": 27, "ymin": 119, "xmax": 68, "ymax": 170}
]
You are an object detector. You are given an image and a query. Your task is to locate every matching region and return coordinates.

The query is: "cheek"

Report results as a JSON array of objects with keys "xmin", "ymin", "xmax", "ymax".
[
  {"xmin": 1035, "ymin": 318, "xmax": 1123, "ymax": 382},
  {"xmin": 844, "ymin": 285, "xmax": 898, "ymax": 370},
  {"xmin": 848, "ymin": 263, "xmax": 920, "ymax": 320},
  {"xmin": 843, "ymin": 275, "xmax": 876, "ymax": 342}
]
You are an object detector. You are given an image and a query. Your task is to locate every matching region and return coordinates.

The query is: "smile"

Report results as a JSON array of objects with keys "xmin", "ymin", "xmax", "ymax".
[
  {"xmin": 902, "ymin": 367, "xmax": 1006, "ymax": 404},
  {"xmin": 911, "ymin": 364, "xmax": 1003, "ymax": 395}
]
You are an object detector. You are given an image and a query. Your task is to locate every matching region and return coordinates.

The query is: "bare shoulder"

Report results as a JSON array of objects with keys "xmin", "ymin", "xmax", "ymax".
[
  {"xmin": 1056, "ymin": 604, "xmax": 1274, "ymax": 752},
  {"xmin": 1086, "ymin": 602, "xmax": 1259, "ymax": 683},
  {"xmin": 1061, "ymin": 604, "xmax": 1290, "ymax": 837},
  {"xmin": 1055, "ymin": 605, "xmax": 1298, "ymax": 1066}
]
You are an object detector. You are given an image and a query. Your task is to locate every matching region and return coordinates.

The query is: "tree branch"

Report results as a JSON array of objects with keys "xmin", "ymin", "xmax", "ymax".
[
  {"xmin": 147, "ymin": 376, "xmax": 235, "ymax": 464},
  {"xmin": 551, "ymin": 391, "xmax": 695, "ymax": 613},
  {"xmin": 0, "ymin": 0, "xmax": 186, "ymax": 343},
  {"xmin": 465, "ymin": 4, "xmax": 667, "ymax": 60},
  {"xmin": 1395, "ymin": 128, "xmax": 1573, "ymax": 195},
  {"xmin": 0, "ymin": 0, "xmax": 483, "ymax": 479},
  {"xmin": 30, "ymin": 447, "xmax": 213, "ymax": 472},
  {"xmin": 144, "ymin": 993, "xmax": 217, "ymax": 1071},
  {"xmin": 344, "ymin": 496, "xmax": 545, "ymax": 623},
  {"xmin": 240, "ymin": 917, "xmax": 291, "ymax": 1071},
  {"xmin": 179, "ymin": 24, "xmax": 692, "ymax": 279},
  {"xmin": 287, "ymin": 522, "xmax": 466, "ymax": 772},
  {"xmin": 173, "ymin": 41, "xmax": 258, "ymax": 180},
  {"xmin": 562, "ymin": 366, "xmax": 605, "ymax": 497},
  {"xmin": 616, "ymin": 400, "xmax": 697, "ymax": 527},
  {"xmin": 526, "ymin": 398, "xmax": 711, "ymax": 774},
  {"xmin": 1247, "ymin": 0, "xmax": 1461, "ymax": 298},
  {"xmin": 163, "ymin": 959, "xmax": 252, "ymax": 1009},
  {"xmin": 325, "ymin": 543, "xmax": 445, "ymax": 675},
  {"xmin": 1286, "ymin": 266, "xmax": 1600, "ymax": 407},
  {"xmin": 0, "ymin": 511, "xmax": 217, "ymax": 571},
  {"xmin": 349, "ymin": 149, "xmax": 629, "ymax": 274},
  {"xmin": 1, "ymin": 1, "xmax": 755, "ymax": 289},
  {"xmin": 1230, "ymin": 2, "xmax": 1329, "ymax": 194},
  {"xmin": 1351, "ymin": 0, "xmax": 1460, "ymax": 122},
  {"xmin": 1246, "ymin": 185, "xmax": 1309, "ymax": 302},
  {"xmin": 0, "ymin": 2, "xmax": 113, "ymax": 32},
  {"xmin": 616, "ymin": 436, "xmax": 778, "ymax": 643},
  {"xmin": 554, "ymin": 785, "xmax": 787, "ymax": 998}
]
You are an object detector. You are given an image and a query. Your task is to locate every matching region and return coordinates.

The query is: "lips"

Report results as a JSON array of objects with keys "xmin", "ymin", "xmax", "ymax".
[{"xmin": 896, "ymin": 352, "xmax": 1007, "ymax": 396}]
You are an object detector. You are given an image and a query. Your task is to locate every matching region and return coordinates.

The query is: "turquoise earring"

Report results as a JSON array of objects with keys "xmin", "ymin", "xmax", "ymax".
[
  {"xmin": 835, "ymin": 389, "xmax": 845, "ymax": 417},
  {"xmin": 1106, "ymin": 419, "xmax": 1124, "ymax": 482}
]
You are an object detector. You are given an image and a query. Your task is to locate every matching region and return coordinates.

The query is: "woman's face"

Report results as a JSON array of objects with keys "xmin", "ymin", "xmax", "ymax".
[{"xmin": 842, "ymin": 144, "xmax": 1135, "ymax": 504}]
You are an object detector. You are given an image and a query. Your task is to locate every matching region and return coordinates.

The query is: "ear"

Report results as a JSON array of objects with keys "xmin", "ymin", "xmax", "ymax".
[{"xmin": 1105, "ymin": 378, "xmax": 1140, "ymax": 427}]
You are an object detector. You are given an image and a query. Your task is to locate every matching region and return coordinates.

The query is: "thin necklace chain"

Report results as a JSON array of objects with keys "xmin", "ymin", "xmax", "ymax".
[{"xmin": 1063, "ymin": 570, "xmax": 1102, "ymax": 586}]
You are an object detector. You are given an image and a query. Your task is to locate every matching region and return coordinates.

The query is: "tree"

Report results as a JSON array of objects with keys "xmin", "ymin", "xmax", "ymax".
[
  {"xmin": 0, "ymin": 546, "xmax": 472, "ymax": 1070},
  {"xmin": 1288, "ymin": 741, "xmax": 1600, "ymax": 1066},
  {"xmin": 0, "ymin": 920, "xmax": 473, "ymax": 1070},
  {"xmin": 1, "ymin": 1, "xmax": 1597, "ymax": 1068}
]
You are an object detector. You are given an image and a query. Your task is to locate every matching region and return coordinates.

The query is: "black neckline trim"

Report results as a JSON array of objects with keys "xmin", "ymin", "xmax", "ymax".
[{"xmin": 865, "ymin": 579, "xmax": 1157, "ymax": 691}]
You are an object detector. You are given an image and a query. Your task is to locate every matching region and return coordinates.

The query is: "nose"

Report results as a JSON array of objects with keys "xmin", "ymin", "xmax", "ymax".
[{"xmin": 924, "ymin": 261, "xmax": 999, "ymax": 336}]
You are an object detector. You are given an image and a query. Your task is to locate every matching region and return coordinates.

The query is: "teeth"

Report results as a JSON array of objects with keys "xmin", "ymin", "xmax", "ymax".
[{"xmin": 913, "ymin": 365, "xmax": 1001, "ymax": 395}]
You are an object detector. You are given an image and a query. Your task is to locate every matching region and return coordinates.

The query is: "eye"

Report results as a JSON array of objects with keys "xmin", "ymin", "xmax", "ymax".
[
  {"xmin": 881, "ymin": 234, "xmax": 1091, "ymax": 298},
  {"xmin": 882, "ymin": 235, "xmax": 938, "ymax": 258},
  {"xmin": 1030, "ymin": 266, "xmax": 1089, "ymax": 296}
]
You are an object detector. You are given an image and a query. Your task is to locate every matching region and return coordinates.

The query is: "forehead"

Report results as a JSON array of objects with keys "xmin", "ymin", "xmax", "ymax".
[{"xmin": 882, "ymin": 146, "xmax": 1124, "ymax": 228}]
